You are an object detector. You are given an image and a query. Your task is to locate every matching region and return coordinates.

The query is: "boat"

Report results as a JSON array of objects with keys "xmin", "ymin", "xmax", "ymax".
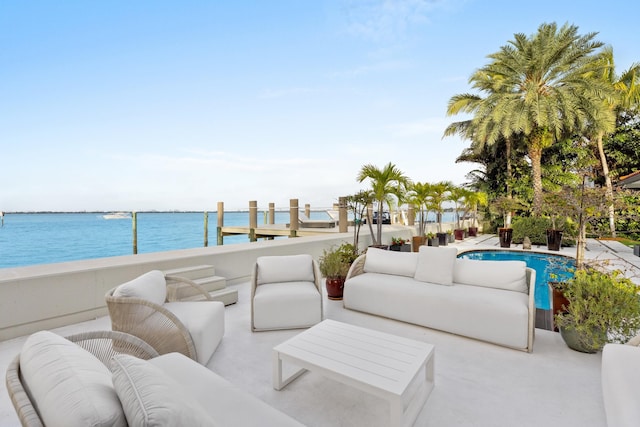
[{"xmin": 102, "ymin": 212, "xmax": 130, "ymax": 220}]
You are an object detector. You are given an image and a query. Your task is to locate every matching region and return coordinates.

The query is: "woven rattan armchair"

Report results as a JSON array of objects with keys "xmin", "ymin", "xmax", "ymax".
[
  {"xmin": 5, "ymin": 331, "xmax": 159, "ymax": 427},
  {"xmin": 105, "ymin": 270, "xmax": 225, "ymax": 364}
]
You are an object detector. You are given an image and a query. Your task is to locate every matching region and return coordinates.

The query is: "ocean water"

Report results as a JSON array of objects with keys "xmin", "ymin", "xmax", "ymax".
[{"xmin": 0, "ymin": 211, "xmax": 329, "ymax": 269}]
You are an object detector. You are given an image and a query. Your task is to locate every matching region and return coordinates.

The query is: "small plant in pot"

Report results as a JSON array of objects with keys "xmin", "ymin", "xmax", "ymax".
[
  {"xmin": 318, "ymin": 243, "xmax": 358, "ymax": 300},
  {"xmin": 389, "ymin": 237, "xmax": 408, "ymax": 251},
  {"xmin": 555, "ymin": 268, "xmax": 640, "ymax": 353},
  {"xmin": 426, "ymin": 232, "xmax": 439, "ymax": 247}
]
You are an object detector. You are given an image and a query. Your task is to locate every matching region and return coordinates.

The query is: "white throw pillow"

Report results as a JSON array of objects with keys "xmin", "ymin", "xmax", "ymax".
[
  {"xmin": 256, "ymin": 254, "xmax": 315, "ymax": 285},
  {"xmin": 19, "ymin": 331, "xmax": 127, "ymax": 427},
  {"xmin": 111, "ymin": 354, "xmax": 217, "ymax": 427},
  {"xmin": 414, "ymin": 246, "xmax": 458, "ymax": 285},
  {"xmin": 454, "ymin": 258, "xmax": 528, "ymax": 293},
  {"xmin": 113, "ymin": 270, "xmax": 167, "ymax": 305},
  {"xmin": 363, "ymin": 247, "xmax": 418, "ymax": 277}
]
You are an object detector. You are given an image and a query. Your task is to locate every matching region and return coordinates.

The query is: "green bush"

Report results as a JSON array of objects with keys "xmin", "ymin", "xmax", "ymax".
[{"xmin": 512, "ymin": 216, "xmax": 576, "ymax": 247}]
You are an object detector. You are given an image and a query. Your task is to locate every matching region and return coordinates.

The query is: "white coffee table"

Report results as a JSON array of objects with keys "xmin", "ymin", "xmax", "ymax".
[{"xmin": 273, "ymin": 319, "xmax": 434, "ymax": 427}]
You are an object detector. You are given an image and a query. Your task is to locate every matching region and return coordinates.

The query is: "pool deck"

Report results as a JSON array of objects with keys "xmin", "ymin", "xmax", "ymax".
[{"xmin": 1, "ymin": 235, "xmax": 638, "ymax": 426}]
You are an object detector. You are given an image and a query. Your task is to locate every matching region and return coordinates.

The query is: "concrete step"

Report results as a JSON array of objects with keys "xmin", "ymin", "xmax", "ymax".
[
  {"xmin": 166, "ymin": 275, "xmax": 227, "ymax": 300},
  {"xmin": 181, "ymin": 287, "xmax": 238, "ymax": 306},
  {"xmin": 163, "ymin": 265, "xmax": 216, "ymax": 280}
]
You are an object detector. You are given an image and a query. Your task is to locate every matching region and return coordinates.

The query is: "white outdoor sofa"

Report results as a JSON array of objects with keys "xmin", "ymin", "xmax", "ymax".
[
  {"xmin": 343, "ymin": 246, "xmax": 536, "ymax": 352},
  {"xmin": 601, "ymin": 337, "xmax": 640, "ymax": 427},
  {"xmin": 6, "ymin": 330, "xmax": 304, "ymax": 427}
]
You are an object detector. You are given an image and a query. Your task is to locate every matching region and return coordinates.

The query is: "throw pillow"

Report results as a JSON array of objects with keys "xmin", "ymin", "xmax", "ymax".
[
  {"xmin": 19, "ymin": 331, "xmax": 127, "ymax": 427},
  {"xmin": 363, "ymin": 247, "xmax": 418, "ymax": 277},
  {"xmin": 256, "ymin": 254, "xmax": 315, "ymax": 285},
  {"xmin": 453, "ymin": 258, "xmax": 528, "ymax": 293},
  {"xmin": 113, "ymin": 270, "xmax": 167, "ymax": 306},
  {"xmin": 111, "ymin": 354, "xmax": 217, "ymax": 427},
  {"xmin": 413, "ymin": 246, "xmax": 458, "ymax": 285}
]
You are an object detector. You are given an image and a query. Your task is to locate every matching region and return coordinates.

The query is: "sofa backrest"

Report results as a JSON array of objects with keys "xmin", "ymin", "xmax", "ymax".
[
  {"xmin": 256, "ymin": 254, "xmax": 315, "ymax": 285},
  {"xmin": 453, "ymin": 258, "xmax": 528, "ymax": 293},
  {"xmin": 363, "ymin": 247, "xmax": 418, "ymax": 277},
  {"xmin": 113, "ymin": 270, "xmax": 167, "ymax": 305}
]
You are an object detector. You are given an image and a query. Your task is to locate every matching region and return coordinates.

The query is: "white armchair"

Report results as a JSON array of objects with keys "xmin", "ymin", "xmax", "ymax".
[
  {"xmin": 251, "ymin": 254, "xmax": 323, "ymax": 331},
  {"xmin": 105, "ymin": 270, "xmax": 225, "ymax": 365}
]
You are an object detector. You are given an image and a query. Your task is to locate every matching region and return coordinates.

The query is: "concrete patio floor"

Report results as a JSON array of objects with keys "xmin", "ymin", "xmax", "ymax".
[{"xmin": 2, "ymin": 236, "xmax": 638, "ymax": 426}]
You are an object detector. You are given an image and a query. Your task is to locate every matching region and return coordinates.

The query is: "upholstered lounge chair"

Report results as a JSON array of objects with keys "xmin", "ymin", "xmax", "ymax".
[
  {"xmin": 251, "ymin": 254, "xmax": 323, "ymax": 331},
  {"xmin": 105, "ymin": 270, "xmax": 225, "ymax": 364}
]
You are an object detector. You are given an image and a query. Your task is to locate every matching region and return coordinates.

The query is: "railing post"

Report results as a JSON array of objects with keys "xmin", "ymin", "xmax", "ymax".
[
  {"xmin": 268, "ymin": 202, "xmax": 275, "ymax": 224},
  {"xmin": 305, "ymin": 203, "xmax": 311, "ymax": 218},
  {"xmin": 204, "ymin": 211, "xmax": 209, "ymax": 247},
  {"xmin": 408, "ymin": 205, "xmax": 415, "ymax": 226},
  {"xmin": 132, "ymin": 211, "xmax": 138, "ymax": 254},
  {"xmin": 289, "ymin": 199, "xmax": 299, "ymax": 238},
  {"xmin": 217, "ymin": 201, "xmax": 224, "ymax": 246},
  {"xmin": 249, "ymin": 201, "xmax": 257, "ymax": 242},
  {"xmin": 339, "ymin": 196, "xmax": 348, "ymax": 233}
]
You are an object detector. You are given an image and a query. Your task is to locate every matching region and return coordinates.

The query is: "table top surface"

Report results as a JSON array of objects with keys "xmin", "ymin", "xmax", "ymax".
[{"xmin": 274, "ymin": 319, "xmax": 434, "ymax": 394}]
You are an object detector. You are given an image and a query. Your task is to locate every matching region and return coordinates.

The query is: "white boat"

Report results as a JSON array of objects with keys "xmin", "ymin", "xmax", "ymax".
[{"xmin": 102, "ymin": 212, "xmax": 130, "ymax": 220}]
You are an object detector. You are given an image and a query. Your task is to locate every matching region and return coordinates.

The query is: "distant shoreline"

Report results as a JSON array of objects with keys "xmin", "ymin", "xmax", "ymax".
[{"xmin": 1, "ymin": 209, "xmax": 331, "ymax": 214}]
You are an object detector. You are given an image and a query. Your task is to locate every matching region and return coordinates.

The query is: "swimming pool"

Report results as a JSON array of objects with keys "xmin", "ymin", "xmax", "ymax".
[{"xmin": 457, "ymin": 250, "xmax": 575, "ymax": 310}]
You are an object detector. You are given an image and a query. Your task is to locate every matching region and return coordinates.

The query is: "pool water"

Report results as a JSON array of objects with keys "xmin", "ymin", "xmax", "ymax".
[{"xmin": 457, "ymin": 250, "xmax": 575, "ymax": 310}]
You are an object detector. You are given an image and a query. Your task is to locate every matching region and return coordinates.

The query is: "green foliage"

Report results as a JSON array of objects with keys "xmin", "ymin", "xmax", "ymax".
[
  {"xmin": 555, "ymin": 269, "xmax": 640, "ymax": 351},
  {"xmin": 511, "ymin": 216, "xmax": 550, "ymax": 245},
  {"xmin": 318, "ymin": 244, "xmax": 354, "ymax": 279}
]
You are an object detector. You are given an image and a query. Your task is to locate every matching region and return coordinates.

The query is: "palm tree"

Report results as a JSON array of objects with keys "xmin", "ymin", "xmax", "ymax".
[
  {"xmin": 405, "ymin": 182, "xmax": 433, "ymax": 236},
  {"xmin": 446, "ymin": 22, "xmax": 614, "ymax": 215},
  {"xmin": 357, "ymin": 162, "xmax": 410, "ymax": 245},
  {"xmin": 448, "ymin": 186, "xmax": 472, "ymax": 231},
  {"xmin": 590, "ymin": 47, "xmax": 640, "ymax": 236},
  {"xmin": 428, "ymin": 181, "xmax": 454, "ymax": 233}
]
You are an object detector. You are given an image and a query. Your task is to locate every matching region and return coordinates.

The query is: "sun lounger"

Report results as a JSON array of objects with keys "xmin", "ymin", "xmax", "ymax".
[{"xmin": 298, "ymin": 212, "xmax": 336, "ymax": 228}]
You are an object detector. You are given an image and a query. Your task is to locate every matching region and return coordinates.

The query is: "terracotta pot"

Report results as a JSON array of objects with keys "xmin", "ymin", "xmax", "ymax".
[
  {"xmin": 454, "ymin": 229, "xmax": 465, "ymax": 240},
  {"xmin": 468, "ymin": 227, "xmax": 478, "ymax": 237},
  {"xmin": 326, "ymin": 277, "xmax": 345, "ymax": 300},
  {"xmin": 412, "ymin": 236, "xmax": 426, "ymax": 252}
]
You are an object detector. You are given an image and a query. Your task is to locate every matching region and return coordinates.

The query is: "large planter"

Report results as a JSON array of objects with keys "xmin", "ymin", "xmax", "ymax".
[
  {"xmin": 498, "ymin": 228, "xmax": 512, "ymax": 248},
  {"xmin": 436, "ymin": 232, "xmax": 448, "ymax": 246},
  {"xmin": 454, "ymin": 229, "xmax": 465, "ymax": 240},
  {"xmin": 325, "ymin": 277, "xmax": 345, "ymax": 300},
  {"xmin": 559, "ymin": 325, "xmax": 606, "ymax": 354},
  {"xmin": 546, "ymin": 229, "xmax": 563, "ymax": 251},
  {"xmin": 412, "ymin": 236, "xmax": 426, "ymax": 252},
  {"xmin": 551, "ymin": 283, "xmax": 570, "ymax": 332},
  {"xmin": 468, "ymin": 226, "xmax": 478, "ymax": 237}
]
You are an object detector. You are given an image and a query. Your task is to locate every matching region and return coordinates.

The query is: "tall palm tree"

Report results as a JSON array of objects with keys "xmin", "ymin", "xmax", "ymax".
[
  {"xmin": 590, "ymin": 47, "xmax": 640, "ymax": 236},
  {"xmin": 447, "ymin": 22, "xmax": 614, "ymax": 215},
  {"xmin": 428, "ymin": 181, "xmax": 454, "ymax": 233},
  {"xmin": 357, "ymin": 162, "xmax": 410, "ymax": 245}
]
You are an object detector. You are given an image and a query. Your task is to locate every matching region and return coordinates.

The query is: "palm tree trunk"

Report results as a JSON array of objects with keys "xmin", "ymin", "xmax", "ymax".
[
  {"xmin": 506, "ymin": 138, "xmax": 513, "ymax": 227},
  {"xmin": 597, "ymin": 132, "xmax": 616, "ymax": 237},
  {"xmin": 529, "ymin": 139, "xmax": 544, "ymax": 216}
]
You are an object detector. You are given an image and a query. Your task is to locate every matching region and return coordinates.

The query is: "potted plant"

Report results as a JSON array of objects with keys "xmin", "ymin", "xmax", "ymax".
[
  {"xmin": 318, "ymin": 244, "xmax": 357, "ymax": 300},
  {"xmin": 490, "ymin": 196, "xmax": 527, "ymax": 248},
  {"xmin": 389, "ymin": 237, "xmax": 409, "ymax": 252},
  {"xmin": 463, "ymin": 191, "xmax": 488, "ymax": 237},
  {"xmin": 405, "ymin": 182, "xmax": 432, "ymax": 252},
  {"xmin": 429, "ymin": 181, "xmax": 454, "ymax": 247},
  {"xmin": 449, "ymin": 185, "xmax": 471, "ymax": 240},
  {"xmin": 555, "ymin": 268, "xmax": 640, "ymax": 353},
  {"xmin": 426, "ymin": 232, "xmax": 439, "ymax": 247}
]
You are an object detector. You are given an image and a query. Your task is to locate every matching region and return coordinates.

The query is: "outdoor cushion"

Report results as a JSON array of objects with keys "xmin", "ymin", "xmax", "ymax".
[
  {"xmin": 453, "ymin": 258, "xmax": 528, "ymax": 293},
  {"xmin": 164, "ymin": 301, "xmax": 225, "ymax": 364},
  {"xmin": 113, "ymin": 270, "xmax": 167, "ymax": 305},
  {"xmin": 414, "ymin": 246, "xmax": 458, "ymax": 285},
  {"xmin": 256, "ymin": 254, "xmax": 315, "ymax": 285},
  {"xmin": 111, "ymin": 354, "xmax": 216, "ymax": 427},
  {"xmin": 19, "ymin": 331, "xmax": 126, "ymax": 427},
  {"xmin": 253, "ymin": 281, "xmax": 321, "ymax": 330},
  {"xmin": 363, "ymin": 247, "xmax": 418, "ymax": 277}
]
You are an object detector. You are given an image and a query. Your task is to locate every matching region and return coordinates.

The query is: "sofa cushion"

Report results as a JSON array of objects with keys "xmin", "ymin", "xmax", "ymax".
[
  {"xmin": 164, "ymin": 300, "xmax": 225, "ymax": 364},
  {"xmin": 253, "ymin": 281, "xmax": 321, "ymax": 330},
  {"xmin": 454, "ymin": 258, "xmax": 528, "ymax": 293},
  {"xmin": 19, "ymin": 331, "xmax": 127, "ymax": 427},
  {"xmin": 601, "ymin": 344, "xmax": 640, "ymax": 427},
  {"xmin": 414, "ymin": 246, "xmax": 458, "ymax": 285},
  {"xmin": 257, "ymin": 254, "xmax": 315, "ymax": 285},
  {"xmin": 111, "ymin": 354, "xmax": 216, "ymax": 427},
  {"xmin": 149, "ymin": 353, "xmax": 306, "ymax": 426},
  {"xmin": 113, "ymin": 270, "xmax": 167, "ymax": 305},
  {"xmin": 363, "ymin": 247, "xmax": 418, "ymax": 277}
]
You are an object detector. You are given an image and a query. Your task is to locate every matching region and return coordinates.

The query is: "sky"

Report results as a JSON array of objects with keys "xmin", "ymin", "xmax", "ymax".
[{"xmin": 2, "ymin": 0, "xmax": 639, "ymax": 212}]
